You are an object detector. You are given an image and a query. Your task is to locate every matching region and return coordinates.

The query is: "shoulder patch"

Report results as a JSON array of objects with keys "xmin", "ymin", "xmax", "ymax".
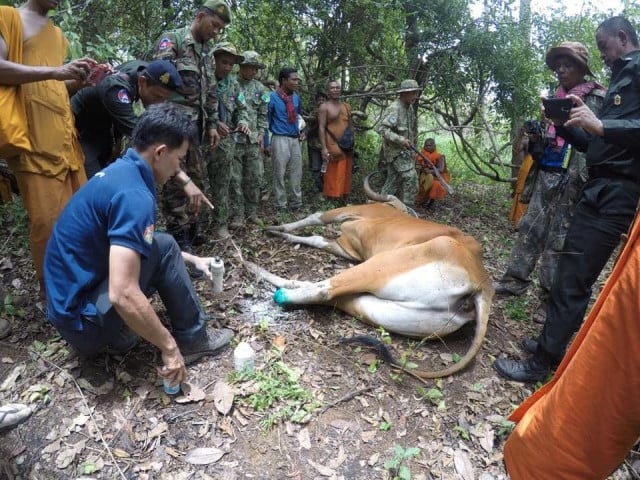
[
  {"xmin": 158, "ymin": 37, "xmax": 173, "ymax": 51},
  {"xmin": 117, "ymin": 89, "xmax": 131, "ymax": 104},
  {"xmin": 389, "ymin": 115, "xmax": 398, "ymax": 124},
  {"xmin": 261, "ymin": 92, "xmax": 270, "ymax": 102},
  {"xmin": 143, "ymin": 224, "xmax": 154, "ymax": 245},
  {"xmin": 237, "ymin": 92, "xmax": 245, "ymax": 103}
]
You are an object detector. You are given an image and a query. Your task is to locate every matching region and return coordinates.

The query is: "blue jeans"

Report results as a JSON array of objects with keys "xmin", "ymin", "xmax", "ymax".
[{"xmin": 55, "ymin": 233, "xmax": 207, "ymax": 355}]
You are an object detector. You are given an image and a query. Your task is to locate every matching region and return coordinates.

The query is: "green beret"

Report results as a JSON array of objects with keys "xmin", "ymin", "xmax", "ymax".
[{"xmin": 202, "ymin": 0, "xmax": 231, "ymax": 23}]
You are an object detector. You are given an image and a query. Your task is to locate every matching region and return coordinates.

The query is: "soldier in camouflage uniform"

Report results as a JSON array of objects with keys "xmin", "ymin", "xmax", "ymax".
[
  {"xmin": 207, "ymin": 43, "xmax": 250, "ymax": 239},
  {"xmin": 153, "ymin": 0, "xmax": 230, "ymax": 256},
  {"xmin": 377, "ymin": 79, "xmax": 422, "ymax": 205},
  {"xmin": 228, "ymin": 51, "xmax": 269, "ymax": 227},
  {"xmin": 494, "ymin": 42, "xmax": 606, "ymax": 324}
]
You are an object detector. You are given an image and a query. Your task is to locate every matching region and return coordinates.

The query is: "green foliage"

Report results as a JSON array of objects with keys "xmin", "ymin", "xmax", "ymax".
[
  {"xmin": 384, "ymin": 444, "xmax": 421, "ymax": 480},
  {"xmin": 504, "ymin": 296, "xmax": 530, "ymax": 323},
  {"xmin": 234, "ymin": 347, "xmax": 319, "ymax": 433},
  {"xmin": 0, "ymin": 198, "xmax": 29, "ymax": 253}
]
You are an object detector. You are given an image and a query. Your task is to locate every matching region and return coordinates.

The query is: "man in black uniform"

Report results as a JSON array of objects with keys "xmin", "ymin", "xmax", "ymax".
[
  {"xmin": 494, "ymin": 16, "xmax": 640, "ymax": 383},
  {"xmin": 72, "ymin": 60, "xmax": 182, "ymax": 178}
]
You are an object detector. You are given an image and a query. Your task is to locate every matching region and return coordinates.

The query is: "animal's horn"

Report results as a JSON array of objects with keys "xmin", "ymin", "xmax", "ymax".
[{"xmin": 363, "ymin": 172, "xmax": 392, "ymax": 203}]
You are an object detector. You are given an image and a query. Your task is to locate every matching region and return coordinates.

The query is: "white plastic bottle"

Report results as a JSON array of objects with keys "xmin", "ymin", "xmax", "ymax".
[
  {"xmin": 234, "ymin": 342, "xmax": 255, "ymax": 375},
  {"xmin": 162, "ymin": 366, "xmax": 180, "ymax": 395},
  {"xmin": 210, "ymin": 257, "xmax": 225, "ymax": 294}
]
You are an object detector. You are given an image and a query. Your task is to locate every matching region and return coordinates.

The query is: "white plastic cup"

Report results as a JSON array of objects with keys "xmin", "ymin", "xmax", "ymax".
[
  {"xmin": 162, "ymin": 366, "xmax": 180, "ymax": 395},
  {"xmin": 234, "ymin": 342, "xmax": 255, "ymax": 375},
  {"xmin": 210, "ymin": 257, "xmax": 225, "ymax": 294}
]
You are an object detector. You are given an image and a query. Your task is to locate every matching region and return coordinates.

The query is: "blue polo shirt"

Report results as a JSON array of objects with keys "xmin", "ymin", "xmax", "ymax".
[
  {"xmin": 44, "ymin": 148, "xmax": 157, "ymax": 330},
  {"xmin": 268, "ymin": 90, "xmax": 302, "ymax": 136}
]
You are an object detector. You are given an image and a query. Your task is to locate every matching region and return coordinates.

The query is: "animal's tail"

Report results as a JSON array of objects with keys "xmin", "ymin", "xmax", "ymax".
[{"xmin": 341, "ymin": 284, "xmax": 493, "ymax": 379}]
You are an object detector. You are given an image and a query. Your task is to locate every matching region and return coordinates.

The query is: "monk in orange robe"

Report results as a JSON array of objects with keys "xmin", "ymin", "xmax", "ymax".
[
  {"xmin": 415, "ymin": 138, "xmax": 449, "ymax": 205},
  {"xmin": 318, "ymin": 80, "xmax": 352, "ymax": 201},
  {"xmin": 0, "ymin": 0, "xmax": 93, "ymax": 298}
]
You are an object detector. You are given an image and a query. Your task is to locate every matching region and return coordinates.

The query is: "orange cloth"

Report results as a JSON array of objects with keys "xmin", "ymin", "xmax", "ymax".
[
  {"xmin": 6, "ymin": 14, "xmax": 84, "ymax": 179},
  {"xmin": 504, "ymin": 213, "xmax": 640, "ymax": 479},
  {"xmin": 416, "ymin": 148, "xmax": 450, "ymax": 202},
  {"xmin": 2, "ymin": 10, "xmax": 86, "ymax": 285},
  {"xmin": 0, "ymin": 6, "xmax": 30, "ymax": 158},
  {"xmin": 323, "ymin": 102, "xmax": 352, "ymax": 198},
  {"xmin": 508, "ymin": 153, "xmax": 533, "ymax": 227}
]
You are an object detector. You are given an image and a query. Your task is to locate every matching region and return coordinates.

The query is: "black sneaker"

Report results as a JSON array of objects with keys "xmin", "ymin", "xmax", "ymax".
[
  {"xmin": 520, "ymin": 337, "xmax": 538, "ymax": 354},
  {"xmin": 180, "ymin": 328, "xmax": 233, "ymax": 365}
]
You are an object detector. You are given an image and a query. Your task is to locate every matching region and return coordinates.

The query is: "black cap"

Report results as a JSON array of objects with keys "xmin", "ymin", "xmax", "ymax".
[{"xmin": 144, "ymin": 60, "xmax": 183, "ymax": 91}]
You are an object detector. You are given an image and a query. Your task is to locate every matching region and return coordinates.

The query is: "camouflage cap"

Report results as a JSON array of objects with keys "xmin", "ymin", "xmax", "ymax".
[
  {"xmin": 397, "ymin": 79, "xmax": 421, "ymax": 93},
  {"xmin": 213, "ymin": 42, "xmax": 245, "ymax": 63},
  {"xmin": 144, "ymin": 60, "xmax": 183, "ymax": 91},
  {"xmin": 239, "ymin": 50, "xmax": 266, "ymax": 69},
  {"xmin": 202, "ymin": 0, "xmax": 231, "ymax": 23}
]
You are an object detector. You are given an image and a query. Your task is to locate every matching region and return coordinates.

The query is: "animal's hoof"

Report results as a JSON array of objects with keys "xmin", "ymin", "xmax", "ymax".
[{"xmin": 273, "ymin": 288, "xmax": 288, "ymax": 305}]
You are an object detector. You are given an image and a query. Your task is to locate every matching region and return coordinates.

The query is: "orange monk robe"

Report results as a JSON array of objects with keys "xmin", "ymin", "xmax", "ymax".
[
  {"xmin": 415, "ymin": 148, "xmax": 450, "ymax": 203},
  {"xmin": 1, "ymin": 8, "xmax": 86, "ymax": 287},
  {"xmin": 508, "ymin": 153, "xmax": 533, "ymax": 228},
  {"xmin": 323, "ymin": 103, "xmax": 352, "ymax": 199},
  {"xmin": 504, "ymin": 213, "xmax": 640, "ymax": 479}
]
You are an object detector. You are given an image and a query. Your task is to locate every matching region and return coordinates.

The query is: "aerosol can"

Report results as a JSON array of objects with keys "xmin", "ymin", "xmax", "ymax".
[{"xmin": 210, "ymin": 256, "xmax": 225, "ymax": 293}]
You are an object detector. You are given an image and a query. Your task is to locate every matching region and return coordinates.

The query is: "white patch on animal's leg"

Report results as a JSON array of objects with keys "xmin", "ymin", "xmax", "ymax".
[{"xmin": 274, "ymin": 280, "xmax": 332, "ymax": 305}]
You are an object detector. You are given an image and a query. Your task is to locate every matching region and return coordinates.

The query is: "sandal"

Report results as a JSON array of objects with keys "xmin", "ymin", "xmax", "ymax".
[{"xmin": 0, "ymin": 403, "xmax": 32, "ymax": 431}]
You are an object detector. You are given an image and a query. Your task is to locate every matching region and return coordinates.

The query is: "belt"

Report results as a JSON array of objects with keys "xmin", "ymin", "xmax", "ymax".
[
  {"xmin": 539, "ymin": 165, "xmax": 565, "ymax": 174},
  {"xmin": 588, "ymin": 165, "xmax": 640, "ymax": 182},
  {"xmin": 274, "ymin": 133, "xmax": 299, "ymax": 139}
]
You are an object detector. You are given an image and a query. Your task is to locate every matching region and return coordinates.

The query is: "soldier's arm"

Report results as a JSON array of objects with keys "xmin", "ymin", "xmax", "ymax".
[
  {"xmin": 152, "ymin": 32, "xmax": 178, "ymax": 62},
  {"xmin": 377, "ymin": 107, "xmax": 406, "ymax": 146},
  {"xmin": 235, "ymin": 92, "xmax": 250, "ymax": 134}
]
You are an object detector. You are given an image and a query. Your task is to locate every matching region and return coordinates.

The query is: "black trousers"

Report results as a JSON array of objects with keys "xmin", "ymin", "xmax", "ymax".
[{"xmin": 539, "ymin": 177, "xmax": 640, "ymax": 359}]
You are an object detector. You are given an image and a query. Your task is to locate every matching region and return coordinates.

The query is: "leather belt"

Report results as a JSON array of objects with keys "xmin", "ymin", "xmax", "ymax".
[{"xmin": 274, "ymin": 133, "xmax": 299, "ymax": 139}]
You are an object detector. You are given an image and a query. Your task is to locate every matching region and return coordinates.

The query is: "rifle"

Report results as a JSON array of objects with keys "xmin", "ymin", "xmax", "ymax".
[{"xmin": 408, "ymin": 144, "xmax": 454, "ymax": 195}]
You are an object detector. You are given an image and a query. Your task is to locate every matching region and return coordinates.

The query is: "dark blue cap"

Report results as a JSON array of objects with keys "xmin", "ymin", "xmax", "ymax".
[{"xmin": 144, "ymin": 60, "xmax": 183, "ymax": 91}]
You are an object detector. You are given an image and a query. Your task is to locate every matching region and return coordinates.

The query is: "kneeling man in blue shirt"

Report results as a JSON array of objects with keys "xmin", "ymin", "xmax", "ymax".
[{"xmin": 44, "ymin": 103, "xmax": 232, "ymax": 389}]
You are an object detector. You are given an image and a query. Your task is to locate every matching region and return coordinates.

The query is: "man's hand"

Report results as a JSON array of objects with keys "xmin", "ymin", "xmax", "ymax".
[
  {"xmin": 183, "ymin": 181, "xmax": 214, "ymax": 213},
  {"xmin": 181, "ymin": 252, "xmax": 216, "ymax": 282},
  {"xmin": 564, "ymin": 94, "xmax": 604, "ymax": 136},
  {"xmin": 208, "ymin": 128, "xmax": 220, "ymax": 149},
  {"xmin": 258, "ymin": 133, "xmax": 264, "ymax": 154},
  {"xmin": 236, "ymin": 124, "xmax": 251, "ymax": 135},
  {"xmin": 157, "ymin": 348, "xmax": 187, "ymax": 386},
  {"xmin": 402, "ymin": 138, "xmax": 412, "ymax": 149},
  {"xmin": 53, "ymin": 57, "xmax": 94, "ymax": 82},
  {"xmin": 217, "ymin": 121, "xmax": 230, "ymax": 138}
]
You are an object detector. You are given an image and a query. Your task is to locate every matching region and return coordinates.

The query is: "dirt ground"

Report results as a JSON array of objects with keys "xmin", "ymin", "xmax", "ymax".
[{"xmin": 0, "ymin": 175, "xmax": 636, "ymax": 480}]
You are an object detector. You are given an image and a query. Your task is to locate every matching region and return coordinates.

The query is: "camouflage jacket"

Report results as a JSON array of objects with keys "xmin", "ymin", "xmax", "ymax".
[
  {"xmin": 377, "ymin": 99, "xmax": 417, "ymax": 159},
  {"xmin": 234, "ymin": 75, "xmax": 269, "ymax": 144},
  {"xmin": 152, "ymin": 26, "xmax": 218, "ymax": 131},
  {"xmin": 216, "ymin": 74, "xmax": 249, "ymax": 132}
]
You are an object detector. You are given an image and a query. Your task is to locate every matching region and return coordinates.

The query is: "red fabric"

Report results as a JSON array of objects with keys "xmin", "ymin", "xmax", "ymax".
[
  {"xmin": 276, "ymin": 87, "xmax": 296, "ymax": 124},
  {"xmin": 504, "ymin": 212, "xmax": 640, "ymax": 479}
]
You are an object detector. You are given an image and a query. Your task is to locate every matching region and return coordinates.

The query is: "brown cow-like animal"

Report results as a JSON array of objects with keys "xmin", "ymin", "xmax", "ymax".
[{"xmin": 245, "ymin": 174, "xmax": 493, "ymax": 378}]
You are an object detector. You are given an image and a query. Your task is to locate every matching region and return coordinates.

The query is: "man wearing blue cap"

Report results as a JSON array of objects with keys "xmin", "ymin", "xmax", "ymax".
[
  {"xmin": 73, "ymin": 61, "xmax": 213, "ymax": 218},
  {"xmin": 72, "ymin": 60, "xmax": 187, "ymax": 178}
]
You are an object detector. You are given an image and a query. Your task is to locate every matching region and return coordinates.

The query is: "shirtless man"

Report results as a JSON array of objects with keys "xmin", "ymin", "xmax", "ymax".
[{"xmin": 318, "ymin": 80, "xmax": 353, "ymax": 200}]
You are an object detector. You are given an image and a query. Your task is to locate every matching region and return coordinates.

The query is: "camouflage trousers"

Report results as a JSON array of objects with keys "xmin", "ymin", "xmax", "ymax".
[
  {"xmin": 229, "ymin": 142, "xmax": 262, "ymax": 220},
  {"xmin": 160, "ymin": 139, "xmax": 206, "ymax": 236},
  {"xmin": 499, "ymin": 168, "xmax": 584, "ymax": 296},
  {"xmin": 380, "ymin": 151, "xmax": 418, "ymax": 205},
  {"xmin": 206, "ymin": 135, "xmax": 235, "ymax": 226}
]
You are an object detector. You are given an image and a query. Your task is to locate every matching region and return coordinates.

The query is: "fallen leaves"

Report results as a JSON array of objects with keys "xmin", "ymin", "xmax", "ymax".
[{"xmin": 183, "ymin": 447, "xmax": 226, "ymax": 465}]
